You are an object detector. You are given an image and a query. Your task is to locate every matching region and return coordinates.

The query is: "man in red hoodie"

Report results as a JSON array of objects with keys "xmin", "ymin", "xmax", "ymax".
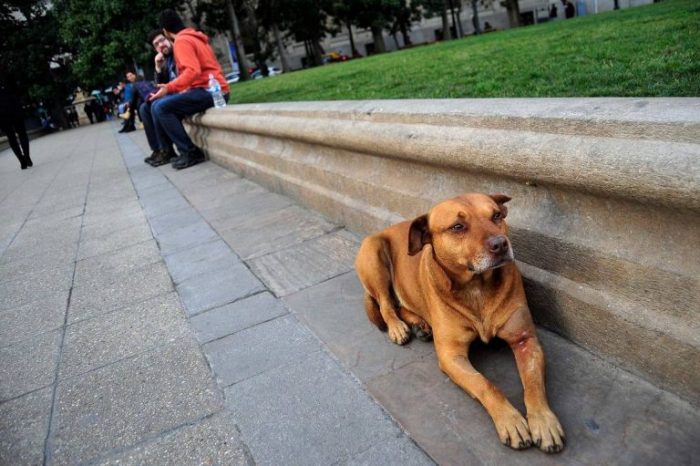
[{"xmin": 149, "ymin": 9, "xmax": 229, "ymax": 169}]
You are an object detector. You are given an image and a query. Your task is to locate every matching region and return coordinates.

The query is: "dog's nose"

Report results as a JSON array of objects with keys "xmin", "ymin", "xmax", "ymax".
[{"xmin": 487, "ymin": 235, "xmax": 509, "ymax": 255}]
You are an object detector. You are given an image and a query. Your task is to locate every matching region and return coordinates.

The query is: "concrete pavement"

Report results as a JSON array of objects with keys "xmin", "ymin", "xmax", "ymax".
[{"xmin": 0, "ymin": 122, "xmax": 698, "ymax": 465}]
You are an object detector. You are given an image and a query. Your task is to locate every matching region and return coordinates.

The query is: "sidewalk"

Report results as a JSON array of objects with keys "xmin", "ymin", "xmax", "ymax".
[{"xmin": 1, "ymin": 122, "xmax": 698, "ymax": 465}]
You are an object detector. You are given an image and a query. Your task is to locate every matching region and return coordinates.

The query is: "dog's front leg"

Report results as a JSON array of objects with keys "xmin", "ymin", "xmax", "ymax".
[
  {"xmin": 435, "ymin": 331, "xmax": 533, "ymax": 450},
  {"xmin": 499, "ymin": 307, "xmax": 565, "ymax": 453}
]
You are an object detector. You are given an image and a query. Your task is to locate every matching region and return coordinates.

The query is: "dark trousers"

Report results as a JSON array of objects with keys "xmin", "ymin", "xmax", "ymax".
[
  {"xmin": 151, "ymin": 88, "xmax": 213, "ymax": 154},
  {"xmin": 138, "ymin": 102, "xmax": 163, "ymax": 152},
  {"xmin": 1, "ymin": 117, "xmax": 29, "ymax": 163}
]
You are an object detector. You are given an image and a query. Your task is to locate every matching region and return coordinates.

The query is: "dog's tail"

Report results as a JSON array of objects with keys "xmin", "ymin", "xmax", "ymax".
[{"xmin": 363, "ymin": 293, "xmax": 387, "ymax": 332}]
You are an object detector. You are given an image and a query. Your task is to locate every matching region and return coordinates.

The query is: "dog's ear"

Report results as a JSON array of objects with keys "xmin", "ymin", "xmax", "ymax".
[
  {"xmin": 408, "ymin": 214, "xmax": 431, "ymax": 256},
  {"xmin": 489, "ymin": 193, "xmax": 511, "ymax": 218}
]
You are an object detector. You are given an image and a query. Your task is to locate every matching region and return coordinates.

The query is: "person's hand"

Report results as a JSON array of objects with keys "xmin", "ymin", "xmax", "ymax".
[
  {"xmin": 148, "ymin": 84, "xmax": 168, "ymax": 102},
  {"xmin": 154, "ymin": 52, "xmax": 164, "ymax": 72}
]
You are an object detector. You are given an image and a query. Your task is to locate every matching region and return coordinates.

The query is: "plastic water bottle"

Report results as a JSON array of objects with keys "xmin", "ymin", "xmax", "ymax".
[{"xmin": 208, "ymin": 73, "xmax": 226, "ymax": 108}]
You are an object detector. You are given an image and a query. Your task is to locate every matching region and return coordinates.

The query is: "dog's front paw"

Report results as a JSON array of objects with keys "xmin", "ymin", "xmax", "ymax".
[
  {"xmin": 527, "ymin": 409, "xmax": 565, "ymax": 453},
  {"xmin": 494, "ymin": 407, "xmax": 532, "ymax": 450},
  {"xmin": 387, "ymin": 320, "xmax": 411, "ymax": 345}
]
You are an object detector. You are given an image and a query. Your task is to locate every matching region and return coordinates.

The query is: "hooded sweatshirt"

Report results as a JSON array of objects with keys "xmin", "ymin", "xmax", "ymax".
[{"xmin": 165, "ymin": 28, "xmax": 230, "ymax": 96}]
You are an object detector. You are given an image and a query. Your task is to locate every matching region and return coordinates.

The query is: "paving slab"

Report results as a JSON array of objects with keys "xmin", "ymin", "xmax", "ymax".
[
  {"xmin": 204, "ymin": 314, "xmax": 320, "ymax": 386},
  {"xmin": 80, "ymin": 212, "xmax": 149, "ymax": 242},
  {"xmin": 20, "ymin": 214, "xmax": 82, "ymax": 239},
  {"xmin": 0, "ymin": 291, "xmax": 68, "ymax": 348},
  {"xmin": 26, "ymin": 205, "xmax": 84, "ymax": 223},
  {"xmin": 163, "ymin": 238, "xmax": 239, "ymax": 285},
  {"xmin": 59, "ymin": 292, "xmax": 191, "ymax": 379},
  {"xmin": 153, "ymin": 219, "xmax": 220, "ymax": 256},
  {"xmin": 344, "ymin": 436, "xmax": 436, "ymax": 466},
  {"xmin": 0, "ymin": 240, "xmax": 77, "ymax": 269},
  {"xmin": 30, "ymin": 195, "xmax": 85, "ymax": 219},
  {"xmin": 0, "ymin": 263, "xmax": 74, "ymax": 298},
  {"xmin": 0, "ymin": 330, "xmax": 61, "ymax": 401},
  {"xmin": 367, "ymin": 330, "xmax": 700, "ymax": 466},
  {"xmin": 161, "ymin": 161, "xmax": 238, "ymax": 189},
  {"xmin": 81, "ymin": 199, "xmax": 144, "ymax": 227},
  {"xmin": 0, "ymin": 387, "xmax": 53, "ymax": 466},
  {"xmin": 49, "ymin": 337, "xmax": 222, "ymax": 466},
  {"xmin": 284, "ymin": 272, "xmax": 434, "ymax": 382},
  {"xmin": 176, "ymin": 262, "xmax": 264, "ymax": 317},
  {"xmin": 202, "ymin": 190, "xmax": 292, "ymax": 227},
  {"xmin": 5, "ymin": 224, "xmax": 80, "ymax": 257},
  {"xmin": 135, "ymin": 179, "xmax": 179, "ymax": 198},
  {"xmin": 73, "ymin": 240, "xmax": 162, "ymax": 287},
  {"xmin": 218, "ymin": 205, "xmax": 338, "ymax": 260},
  {"xmin": 224, "ymin": 350, "xmax": 419, "ymax": 466},
  {"xmin": 139, "ymin": 187, "xmax": 191, "ymax": 219},
  {"xmin": 246, "ymin": 230, "xmax": 358, "ymax": 296},
  {"xmin": 95, "ymin": 411, "xmax": 251, "ymax": 466},
  {"xmin": 180, "ymin": 179, "xmax": 265, "ymax": 212},
  {"xmin": 168, "ymin": 166, "xmax": 240, "ymax": 194},
  {"xmin": 190, "ymin": 291, "xmax": 288, "ymax": 344},
  {"xmin": 77, "ymin": 221, "xmax": 154, "ymax": 260},
  {"xmin": 146, "ymin": 206, "xmax": 202, "ymax": 237},
  {"xmin": 68, "ymin": 261, "xmax": 174, "ymax": 323},
  {"xmin": 131, "ymin": 171, "xmax": 171, "ymax": 195}
]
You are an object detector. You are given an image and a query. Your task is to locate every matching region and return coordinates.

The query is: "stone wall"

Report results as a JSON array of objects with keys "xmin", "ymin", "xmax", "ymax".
[{"xmin": 186, "ymin": 98, "xmax": 700, "ymax": 405}]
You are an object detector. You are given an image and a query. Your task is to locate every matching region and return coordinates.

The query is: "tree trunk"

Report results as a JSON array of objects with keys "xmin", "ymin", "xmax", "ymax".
[
  {"xmin": 272, "ymin": 24, "xmax": 290, "ymax": 72},
  {"xmin": 400, "ymin": 22, "xmax": 412, "ymax": 46},
  {"xmin": 456, "ymin": 1, "xmax": 464, "ymax": 37},
  {"xmin": 441, "ymin": 1, "xmax": 452, "ymax": 40},
  {"xmin": 503, "ymin": 0, "xmax": 521, "ymax": 28},
  {"xmin": 346, "ymin": 20, "xmax": 358, "ymax": 56},
  {"xmin": 311, "ymin": 40, "xmax": 324, "ymax": 66},
  {"xmin": 303, "ymin": 40, "xmax": 311, "ymax": 66},
  {"xmin": 448, "ymin": 0, "xmax": 460, "ymax": 38},
  {"xmin": 371, "ymin": 25, "xmax": 387, "ymax": 53},
  {"xmin": 225, "ymin": 0, "xmax": 250, "ymax": 80},
  {"xmin": 472, "ymin": 0, "xmax": 481, "ymax": 34}
]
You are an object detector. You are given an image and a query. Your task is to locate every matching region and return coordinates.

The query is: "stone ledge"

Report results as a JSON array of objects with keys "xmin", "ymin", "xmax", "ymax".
[{"xmin": 186, "ymin": 98, "xmax": 700, "ymax": 406}]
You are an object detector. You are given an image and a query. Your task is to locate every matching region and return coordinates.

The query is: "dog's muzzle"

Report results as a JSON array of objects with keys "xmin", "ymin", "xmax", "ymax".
[{"xmin": 468, "ymin": 236, "xmax": 514, "ymax": 274}]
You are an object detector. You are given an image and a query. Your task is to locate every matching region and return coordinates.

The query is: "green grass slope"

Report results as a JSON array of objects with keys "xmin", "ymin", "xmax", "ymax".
[{"xmin": 229, "ymin": 0, "xmax": 699, "ymax": 103}]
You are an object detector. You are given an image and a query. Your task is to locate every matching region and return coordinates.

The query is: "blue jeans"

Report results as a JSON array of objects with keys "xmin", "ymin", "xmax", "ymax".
[
  {"xmin": 138, "ymin": 102, "xmax": 161, "ymax": 152},
  {"xmin": 151, "ymin": 88, "xmax": 213, "ymax": 154}
]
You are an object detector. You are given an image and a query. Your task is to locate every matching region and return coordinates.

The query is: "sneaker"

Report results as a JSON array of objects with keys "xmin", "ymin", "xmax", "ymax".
[{"xmin": 172, "ymin": 147, "xmax": 205, "ymax": 170}]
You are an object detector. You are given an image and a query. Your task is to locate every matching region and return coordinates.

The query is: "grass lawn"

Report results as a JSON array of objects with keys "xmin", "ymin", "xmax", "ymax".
[{"xmin": 229, "ymin": 0, "xmax": 699, "ymax": 104}]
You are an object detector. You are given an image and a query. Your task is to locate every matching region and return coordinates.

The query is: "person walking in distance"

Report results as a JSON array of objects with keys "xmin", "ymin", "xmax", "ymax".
[{"xmin": 0, "ymin": 83, "xmax": 33, "ymax": 170}]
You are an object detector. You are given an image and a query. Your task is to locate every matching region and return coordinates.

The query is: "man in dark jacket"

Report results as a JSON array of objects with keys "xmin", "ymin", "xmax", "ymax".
[
  {"xmin": 139, "ymin": 29, "xmax": 178, "ymax": 166},
  {"xmin": 0, "ymin": 84, "xmax": 33, "ymax": 170}
]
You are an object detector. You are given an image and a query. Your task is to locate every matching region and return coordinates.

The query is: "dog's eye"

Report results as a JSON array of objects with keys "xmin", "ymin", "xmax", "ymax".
[
  {"xmin": 492, "ymin": 212, "xmax": 503, "ymax": 223},
  {"xmin": 451, "ymin": 223, "xmax": 466, "ymax": 232}
]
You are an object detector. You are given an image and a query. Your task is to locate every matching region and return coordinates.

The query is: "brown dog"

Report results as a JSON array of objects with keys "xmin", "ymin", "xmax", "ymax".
[{"xmin": 355, "ymin": 193, "xmax": 565, "ymax": 453}]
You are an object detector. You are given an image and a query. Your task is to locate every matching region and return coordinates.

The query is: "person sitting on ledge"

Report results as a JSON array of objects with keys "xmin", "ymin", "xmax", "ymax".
[{"xmin": 148, "ymin": 9, "xmax": 229, "ymax": 170}]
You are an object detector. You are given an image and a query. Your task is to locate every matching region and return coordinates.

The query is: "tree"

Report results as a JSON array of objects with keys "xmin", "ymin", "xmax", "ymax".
[
  {"xmin": 54, "ymin": 0, "xmax": 181, "ymax": 89},
  {"xmin": 418, "ymin": 0, "xmax": 452, "ymax": 41},
  {"xmin": 257, "ymin": 0, "xmax": 291, "ymax": 71},
  {"xmin": 278, "ymin": 0, "xmax": 334, "ymax": 67},
  {"xmin": 500, "ymin": 0, "xmax": 521, "ymax": 27},
  {"xmin": 191, "ymin": 0, "xmax": 251, "ymax": 80},
  {"xmin": 353, "ymin": 0, "xmax": 398, "ymax": 54},
  {"xmin": 329, "ymin": 0, "xmax": 363, "ymax": 57},
  {"xmin": 0, "ymin": 1, "xmax": 74, "ymax": 126},
  {"xmin": 387, "ymin": 0, "xmax": 424, "ymax": 48}
]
